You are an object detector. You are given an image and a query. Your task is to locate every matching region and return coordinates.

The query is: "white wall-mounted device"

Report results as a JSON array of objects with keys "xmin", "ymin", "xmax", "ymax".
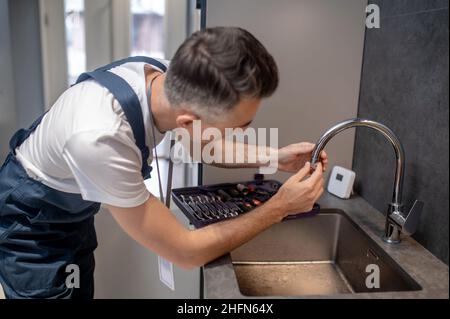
[{"xmin": 327, "ymin": 166, "xmax": 356, "ymax": 199}]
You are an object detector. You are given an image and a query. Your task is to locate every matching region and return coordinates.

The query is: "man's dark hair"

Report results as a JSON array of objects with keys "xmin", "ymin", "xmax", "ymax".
[{"xmin": 164, "ymin": 27, "xmax": 279, "ymax": 119}]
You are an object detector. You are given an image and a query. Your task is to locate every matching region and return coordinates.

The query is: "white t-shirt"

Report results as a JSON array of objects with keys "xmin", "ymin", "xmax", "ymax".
[{"xmin": 15, "ymin": 60, "xmax": 169, "ymax": 208}]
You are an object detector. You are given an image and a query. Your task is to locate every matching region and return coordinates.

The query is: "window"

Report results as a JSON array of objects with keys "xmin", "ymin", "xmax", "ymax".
[
  {"xmin": 130, "ymin": 0, "xmax": 166, "ymax": 59},
  {"xmin": 64, "ymin": 0, "xmax": 86, "ymax": 85}
]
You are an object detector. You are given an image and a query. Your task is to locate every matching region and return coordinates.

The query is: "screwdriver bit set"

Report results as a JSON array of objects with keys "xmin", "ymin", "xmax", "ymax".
[{"xmin": 172, "ymin": 177, "xmax": 320, "ymax": 228}]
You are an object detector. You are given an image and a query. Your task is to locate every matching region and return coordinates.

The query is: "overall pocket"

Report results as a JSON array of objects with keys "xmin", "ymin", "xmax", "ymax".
[{"xmin": 0, "ymin": 220, "xmax": 21, "ymax": 243}]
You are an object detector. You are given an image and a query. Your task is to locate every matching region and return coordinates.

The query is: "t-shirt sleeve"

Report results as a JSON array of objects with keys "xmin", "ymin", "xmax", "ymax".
[{"xmin": 62, "ymin": 129, "xmax": 150, "ymax": 207}]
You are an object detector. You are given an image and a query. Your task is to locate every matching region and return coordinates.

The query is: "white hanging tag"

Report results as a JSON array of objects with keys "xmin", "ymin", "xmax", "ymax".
[{"xmin": 158, "ymin": 255, "xmax": 175, "ymax": 291}]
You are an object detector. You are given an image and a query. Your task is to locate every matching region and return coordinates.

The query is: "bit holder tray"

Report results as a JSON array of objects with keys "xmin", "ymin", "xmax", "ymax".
[{"xmin": 172, "ymin": 179, "xmax": 320, "ymax": 228}]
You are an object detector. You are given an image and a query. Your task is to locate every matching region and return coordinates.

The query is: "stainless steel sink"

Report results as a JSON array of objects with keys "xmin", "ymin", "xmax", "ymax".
[{"xmin": 231, "ymin": 210, "xmax": 422, "ymax": 297}]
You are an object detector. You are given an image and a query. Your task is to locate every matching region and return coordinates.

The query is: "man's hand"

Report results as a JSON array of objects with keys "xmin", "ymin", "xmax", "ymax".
[
  {"xmin": 271, "ymin": 162, "xmax": 324, "ymax": 215},
  {"xmin": 277, "ymin": 142, "xmax": 328, "ymax": 173}
]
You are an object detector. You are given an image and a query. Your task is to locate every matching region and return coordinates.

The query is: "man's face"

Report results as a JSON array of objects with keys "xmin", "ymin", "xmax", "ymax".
[
  {"xmin": 207, "ymin": 98, "xmax": 261, "ymax": 134},
  {"xmin": 198, "ymin": 98, "xmax": 261, "ymax": 146},
  {"xmin": 176, "ymin": 98, "xmax": 261, "ymax": 146}
]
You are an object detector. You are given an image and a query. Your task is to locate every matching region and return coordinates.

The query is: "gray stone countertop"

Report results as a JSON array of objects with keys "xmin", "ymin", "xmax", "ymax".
[{"xmin": 202, "ymin": 192, "xmax": 449, "ymax": 299}]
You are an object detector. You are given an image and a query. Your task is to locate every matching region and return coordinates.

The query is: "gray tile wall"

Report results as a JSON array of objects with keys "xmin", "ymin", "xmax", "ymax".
[{"xmin": 354, "ymin": 0, "xmax": 449, "ymax": 264}]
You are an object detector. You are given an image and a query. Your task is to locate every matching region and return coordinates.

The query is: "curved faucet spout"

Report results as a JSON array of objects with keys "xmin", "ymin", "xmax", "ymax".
[
  {"xmin": 310, "ymin": 118, "xmax": 421, "ymax": 244},
  {"xmin": 311, "ymin": 118, "xmax": 405, "ymax": 205}
]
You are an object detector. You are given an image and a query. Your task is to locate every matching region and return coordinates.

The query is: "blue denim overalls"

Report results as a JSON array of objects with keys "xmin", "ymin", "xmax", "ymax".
[{"xmin": 0, "ymin": 57, "xmax": 167, "ymax": 299}]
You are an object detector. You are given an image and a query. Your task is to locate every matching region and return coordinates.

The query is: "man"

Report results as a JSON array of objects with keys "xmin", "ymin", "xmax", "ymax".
[{"xmin": 0, "ymin": 27, "xmax": 327, "ymax": 299}]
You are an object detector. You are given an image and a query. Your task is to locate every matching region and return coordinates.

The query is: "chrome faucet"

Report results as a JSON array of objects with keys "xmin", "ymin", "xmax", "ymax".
[{"xmin": 311, "ymin": 118, "xmax": 423, "ymax": 244}]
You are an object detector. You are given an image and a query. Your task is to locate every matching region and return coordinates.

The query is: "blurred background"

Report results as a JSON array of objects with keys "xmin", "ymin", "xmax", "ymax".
[
  {"xmin": 0, "ymin": 0, "xmax": 448, "ymax": 298},
  {"xmin": 0, "ymin": 0, "xmax": 202, "ymax": 298}
]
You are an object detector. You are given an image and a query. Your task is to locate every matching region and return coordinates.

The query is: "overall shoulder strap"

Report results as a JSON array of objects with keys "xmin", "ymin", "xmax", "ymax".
[
  {"xmin": 78, "ymin": 70, "xmax": 151, "ymax": 178},
  {"xmin": 75, "ymin": 56, "xmax": 167, "ymax": 179}
]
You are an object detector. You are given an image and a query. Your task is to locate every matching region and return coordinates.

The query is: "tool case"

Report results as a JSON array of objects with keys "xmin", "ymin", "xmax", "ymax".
[{"xmin": 171, "ymin": 177, "xmax": 320, "ymax": 228}]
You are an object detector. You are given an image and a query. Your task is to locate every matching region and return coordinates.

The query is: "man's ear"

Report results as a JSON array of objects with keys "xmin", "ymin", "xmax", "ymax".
[{"xmin": 175, "ymin": 112, "xmax": 199, "ymax": 129}]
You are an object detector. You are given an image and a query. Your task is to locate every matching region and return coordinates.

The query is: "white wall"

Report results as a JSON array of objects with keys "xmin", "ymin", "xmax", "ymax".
[
  {"xmin": 164, "ymin": 0, "xmax": 188, "ymax": 58},
  {"xmin": 39, "ymin": 0, "xmax": 69, "ymax": 107},
  {"xmin": 0, "ymin": 0, "xmax": 16, "ymax": 161},
  {"xmin": 85, "ymin": 0, "xmax": 113, "ymax": 70},
  {"xmin": 1, "ymin": 0, "xmax": 46, "ymax": 161},
  {"xmin": 204, "ymin": 0, "xmax": 368, "ymax": 184}
]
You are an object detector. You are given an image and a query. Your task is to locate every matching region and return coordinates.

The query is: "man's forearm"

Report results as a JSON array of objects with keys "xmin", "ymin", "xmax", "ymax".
[
  {"xmin": 110, "ymin": 162, "xmax": 322, "ymax": 270},
  {"xmin": 108, "ymin": 194, "xmax": 286, "ymax": 270},
  {"xmin": 183, "ymin": 197, "xmax": 285, "ymax": 268},
  {"xmin": 209, "ymin": 139, "xmax": 276, "ymax": 169}
]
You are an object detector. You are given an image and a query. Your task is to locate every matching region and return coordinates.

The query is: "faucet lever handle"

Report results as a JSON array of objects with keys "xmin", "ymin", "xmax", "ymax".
[{"xmin": 402, "ymin": 200, "xmax": 424, "ymax": 236}]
